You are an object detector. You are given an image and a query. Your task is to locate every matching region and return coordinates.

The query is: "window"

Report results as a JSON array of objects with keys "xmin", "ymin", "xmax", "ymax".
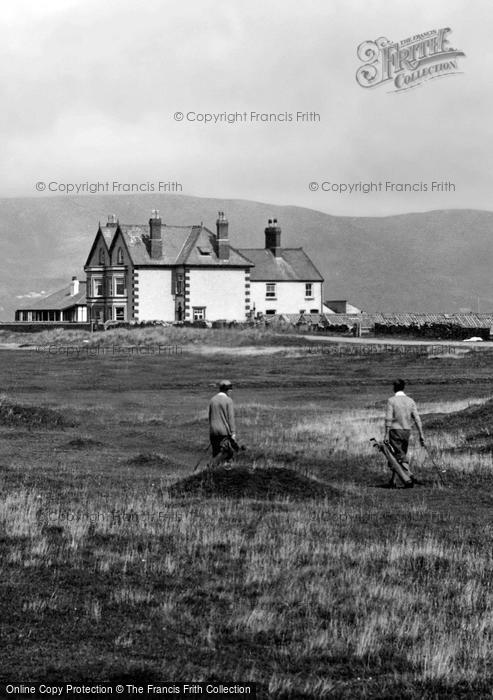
[
  {"xmin": 265, "ymin": 309, "xmax": 276, "ymax": 315},
  {"xmin": 117, "ymin": 247, "xmax": 124, "ymax": 264},
  {"xmin": 310, "ymin": 309, "xmax": 319, "ymax": 314},
  {"xmin": 197, "ymin": 247, "xmax": 211, "ymax": 256},
  {"xmin": 305, "ymin": 283, "xmax": 313, "ymax": 298},
  {"xmin": 193, "ymin": 307, "xmax": 206, "ymax": 321},
  {"xmin": 266, "ymin": 283, "xmax": 276, "ymax": 299},
  {"xmin": 176, "ymin": 274, "xmax": 184, "ymax": 295},
  {"xmin": 99, "ymin": 248, "xmax": 105, "ymax": 265},
  {"xmin": 115, "ymin": 307, "xmax": 125, "ymax": 321},
  {"xmin": 93, "ymin": 278, "xmax": 103, "ymax": 297},
  {"xmin": 115, "ymin": 276, "xmax": 125, "ymax": 295}
]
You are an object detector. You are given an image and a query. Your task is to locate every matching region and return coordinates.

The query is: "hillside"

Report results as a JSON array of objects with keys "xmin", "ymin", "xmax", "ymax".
[{"xmin": 2, "ymin": 193, "xmax": 493, "ymax": 320}]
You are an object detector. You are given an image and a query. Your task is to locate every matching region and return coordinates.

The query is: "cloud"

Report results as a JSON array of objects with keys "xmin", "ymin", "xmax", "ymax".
[
  {"xmin": 0, "ymin": 0, "xmax": 490, "ymax": 215},
  {"xmin": 16, "ymin": 291, "xmax": 46, "ymax": 299}
]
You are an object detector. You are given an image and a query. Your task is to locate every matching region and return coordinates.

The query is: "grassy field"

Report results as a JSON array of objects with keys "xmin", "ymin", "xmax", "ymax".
[{"xmin": 1, "ymin": 331, "xmax": 493, "ymax": 698}]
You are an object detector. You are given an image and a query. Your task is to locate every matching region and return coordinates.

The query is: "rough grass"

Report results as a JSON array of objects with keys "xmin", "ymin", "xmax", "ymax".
[
  {"xmin": 1, "ymin": 347, "xmax": 493, "ymax": 697},
  {"xmin": 126, "ymin": 452, "xmax": 174, "ymax": 467},
  {"xmin": 0, "ymin": 325, "xmax": 311, "ymax": 349},
  {"xmin": 169, "ymin": 466, "xmax": 339, "ymax": 500},
  {"xmin": 2, "ymin": 487, "xmax": 493, "ymax": 696},
  {"xmin": 0, "ymin": 394, "xmax": 75, "ymax": 428}
]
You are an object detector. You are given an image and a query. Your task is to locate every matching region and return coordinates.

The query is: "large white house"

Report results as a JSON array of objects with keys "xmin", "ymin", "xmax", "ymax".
[{"xmin": 83, "ymin": 211, "xmax": 323, "ymax": 323}]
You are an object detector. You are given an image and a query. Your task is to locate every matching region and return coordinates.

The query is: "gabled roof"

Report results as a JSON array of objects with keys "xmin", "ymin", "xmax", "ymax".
[
  {"xmin": 239, "ymin": 248, "xmax": 323, "ymax": 282},
  {"xmin": 91, "ymin": 223, "xmax": 253, "ymax": 267},
  {"xmin": 84, "ymin": 227, "xmax": 111, "ymax": 267},
  {"xmin": 16, "ymin": 282, "xmax": 86, "ymax": 311}
]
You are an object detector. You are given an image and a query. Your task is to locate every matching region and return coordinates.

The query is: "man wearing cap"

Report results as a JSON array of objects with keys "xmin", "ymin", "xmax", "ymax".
[
  {"xmin": 384, "ymin": 378, "xmax": 426, "ymax": 487},
  {"xmin": 208, "ymin": 380, "xmax": 236, "ymax": 466}
]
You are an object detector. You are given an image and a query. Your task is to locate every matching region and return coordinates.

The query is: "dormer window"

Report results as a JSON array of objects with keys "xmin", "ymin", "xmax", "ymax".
[
  {"xmin": 117, "ymin": 247, "xmax": 124, "ymax": 264},
  {"xmin": 99, "ymin": 248, "xmax": 105, "ymax": 265}
]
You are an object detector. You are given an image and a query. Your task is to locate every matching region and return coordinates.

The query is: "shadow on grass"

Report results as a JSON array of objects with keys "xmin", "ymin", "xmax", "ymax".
[{"xmin": 169, "ymin": 466, "xmax": 339, "ymax": 501}]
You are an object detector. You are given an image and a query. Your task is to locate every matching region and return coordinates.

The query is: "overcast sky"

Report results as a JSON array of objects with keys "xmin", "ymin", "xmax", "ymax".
[{"xmin": 0, "ymin": 0, "xmax": 490, "ymax": 216}]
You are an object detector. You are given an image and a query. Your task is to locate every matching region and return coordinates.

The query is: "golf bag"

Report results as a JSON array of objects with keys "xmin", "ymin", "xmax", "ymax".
[{"xmin": 370, "ymin": 438, "xmax": 413, "ymax": 486}]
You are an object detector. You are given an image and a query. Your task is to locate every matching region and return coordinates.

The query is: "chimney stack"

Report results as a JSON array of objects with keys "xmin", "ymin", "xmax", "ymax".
[
  {"xmin": 216, "ymin": 211, "xmax": 230, "ymax": 261},
  {"xmin": 107, "ymin": 214, "xmax": 118, "ymax": 228},
  {"xmin": 149, "ymin": 209, "xmax": 163, "ymax": 259},
  {"xmin": 70, "ymin": 276, "xmax": 79, "ymax": 296},
  {"xmin": 265, "ymin": 217, "xmax": 281, "ymax": 257}
]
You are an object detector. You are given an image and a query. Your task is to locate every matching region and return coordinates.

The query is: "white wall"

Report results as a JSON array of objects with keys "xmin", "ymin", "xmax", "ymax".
[
  {"xmin": 250, "ymin": 281, "xmax": 323, "ymax": 315},
  {"xmin": 136, "ymin": 269, "xmax": 174, "ymax": 321},
  {"xmin": 188, "ymin": 269, "xmax": 246, "ymax": 321}
]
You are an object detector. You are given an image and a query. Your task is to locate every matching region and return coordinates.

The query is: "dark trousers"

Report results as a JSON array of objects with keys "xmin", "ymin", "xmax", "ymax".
[
  {"xmin": 388, "ymin": 429, "xmax": 411, "ymax": 463},
  {"xmin": 210, "ymin": 435, "xmax": 234, "ymax": 466},
  {"xmin": 211, "ymin": 435, "xmax": 229, "ymax": 457},
  {"xmin": 388, "ymin": 429, "xmax": 412, "ymax": 484}
]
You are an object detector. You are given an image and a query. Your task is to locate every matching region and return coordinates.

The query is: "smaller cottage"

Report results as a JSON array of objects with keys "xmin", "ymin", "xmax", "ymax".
[
  {"xmin": 240, "ymin": 219, "xmax": 324, "ymax": 317},
  {"xmin": 15, "ymin": 277, "xmax": 87, "ymax": 322}
]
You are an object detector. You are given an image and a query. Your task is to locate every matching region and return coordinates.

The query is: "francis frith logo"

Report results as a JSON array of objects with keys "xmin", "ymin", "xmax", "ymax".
[{"xmin": 356, "ymin": 28, "xmax": 465, "ymax": 92}]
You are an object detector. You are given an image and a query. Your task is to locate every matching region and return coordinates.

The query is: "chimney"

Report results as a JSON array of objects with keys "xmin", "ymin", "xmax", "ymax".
[
  {"xmin": 107, "ymin": 214, "xmax": 118, "ymax": 228},
  {"xmin": 70, "ymin": 276, "xmax": 79, "ymax": 296},
  {"xmin": 216, "ymin": 211, "xmax": 230, "ymax": 261},
  {"xmin": 149, "ymin": 208, "xmax": 162, "ymax": 259},
  {"xmin": 265, "ymin": 217, "xmax": 281, "ymax": 257}
]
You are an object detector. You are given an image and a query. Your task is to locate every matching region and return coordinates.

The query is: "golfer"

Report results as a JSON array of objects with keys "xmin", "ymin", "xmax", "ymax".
[
  {"xmin": 208, "ymin": 379, "xmax": 236, "ymax": 467},
  {"xmin": 384, "ymin": 379, "xmax": 425, "ymax": 488}
]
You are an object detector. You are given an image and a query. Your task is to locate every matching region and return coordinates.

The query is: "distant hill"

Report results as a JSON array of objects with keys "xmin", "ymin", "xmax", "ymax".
[{"xmin": 1, "ymin": 193, "xmax": 493, "ymax": 320}]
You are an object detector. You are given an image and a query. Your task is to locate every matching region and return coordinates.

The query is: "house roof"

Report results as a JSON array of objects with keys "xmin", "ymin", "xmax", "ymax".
[
  {"xmin": 174, "ymin": 226, "xmax": 253, "ymax": 267},
  {"xmin": 98, "ymin": 223, "xmax": 253, "ymax": 267},
  {"xmin": 16, "ymin": 282, "xmax": 86, "ymax": 311},
  {"xmin": 239, "ymin": 248, "xmax": 323, "ymax": 281}
]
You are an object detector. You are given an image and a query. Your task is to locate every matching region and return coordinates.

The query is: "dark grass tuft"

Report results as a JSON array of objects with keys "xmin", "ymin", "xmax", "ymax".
[
  {"xmin": 0, "ymin": 398, "xmax": 75, "ymax": 428},
  {"xmin": 424, "ymin": 398, "xmax": 493, "ymax": 431},
  {"xmin": 105, "ymin": 666, "xmax": 163, "ymax": 685},
  {"xmin": 168, "ymin": 466, "xmax": 338, "ymax": 500},
  {"xmin": 127, "ymin": 452, "xmax": 172, "ymax": 467},
  {"xmin": 65, "ymin": 437, "xmax": 103, "ymax": 449},
  {"xmin": 425, "ymin": 399, "xmax": 493, "ymax": 457}
]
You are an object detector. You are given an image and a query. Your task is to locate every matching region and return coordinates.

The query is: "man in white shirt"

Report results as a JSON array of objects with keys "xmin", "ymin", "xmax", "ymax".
[{"xmin": 384, "ymin": 378, "xmax": 425, "ymax": 487}]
